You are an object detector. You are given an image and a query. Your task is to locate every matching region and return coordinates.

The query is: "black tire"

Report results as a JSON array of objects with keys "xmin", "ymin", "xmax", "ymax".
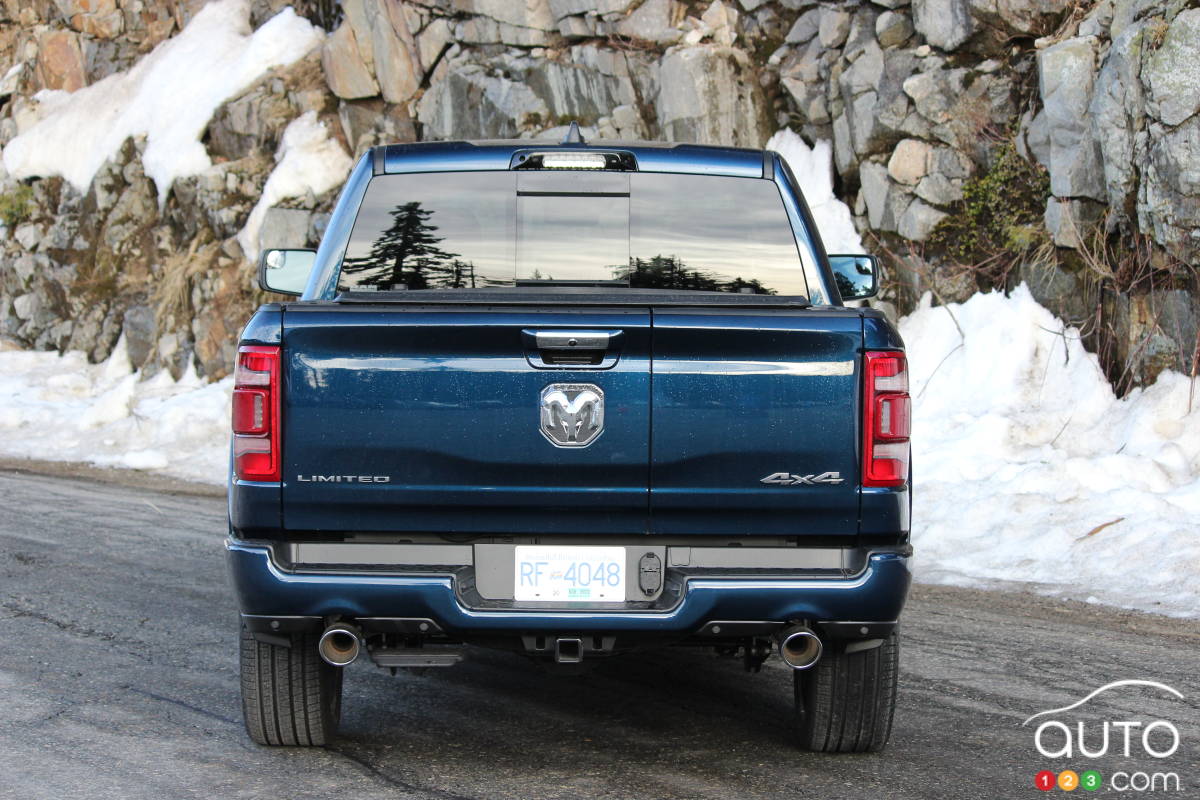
[
  {"xmin": 794, "ymin": 631, "xmax": 899, "ymax": 753},
  {"xmin": 240, "ymin": 625, "xmax": 343, "ymax": 746}
]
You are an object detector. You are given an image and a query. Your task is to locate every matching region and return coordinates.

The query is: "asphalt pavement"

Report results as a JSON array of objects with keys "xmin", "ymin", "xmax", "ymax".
[{"xmin": 1, "ymin": 467, "xmax": 1197, "ymax": 799}]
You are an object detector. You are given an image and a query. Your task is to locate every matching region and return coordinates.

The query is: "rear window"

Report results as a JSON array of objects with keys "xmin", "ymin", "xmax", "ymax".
[{"xmin": 338, "ymin": 170, "xmax": 808, "ymax": 296}]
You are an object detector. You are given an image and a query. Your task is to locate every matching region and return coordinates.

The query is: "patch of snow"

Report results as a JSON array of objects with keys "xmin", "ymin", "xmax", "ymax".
[
  {"xmin": 904, "ymin": 285, "xmax": 1200, "ymax": 617},
  {"xmin": 238, "ymin": 110, "xmax": 353, "ymax": 260},
  {"xmin": 2, "ymin": 0, "xmax": 323, "ymax": 201},
  {"xmin": 0, "ymin": 337, "xmax": 232, "ymax": 485},
  {"xmin": 766, "ymin": 128, "xmax": 864, "ymax": 254}
]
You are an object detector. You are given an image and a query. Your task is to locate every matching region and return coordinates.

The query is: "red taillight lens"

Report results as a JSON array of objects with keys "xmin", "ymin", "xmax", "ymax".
[
  {"xmin": 863, "ymin": 351, "xmax": 910, "ymax": 488},
  {"xmin": 233, "ymin": 345, "xmax": 280, "ymax": 481},
  {"xmin": 232, "ymin": 389, "xmax": 269, "ymax": 435}
]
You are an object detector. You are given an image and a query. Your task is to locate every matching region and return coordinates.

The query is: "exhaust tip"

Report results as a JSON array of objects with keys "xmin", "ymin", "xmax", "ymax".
[
  {"xmin": 318, "ymin": 624, "xmax": 361, "ymax": 667},
  {"xmin": 778, "ymin": 628, "xmax": 822, "ymax": 671}
]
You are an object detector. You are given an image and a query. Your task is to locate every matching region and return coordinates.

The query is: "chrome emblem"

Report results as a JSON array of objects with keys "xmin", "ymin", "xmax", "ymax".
[
  {"xmin": 540, "ymin": 383, "xmax": 604, "ymax": 448},
  {"xmin": 760, "ymin": 471, "xmax": 845, "ymax": 485}
]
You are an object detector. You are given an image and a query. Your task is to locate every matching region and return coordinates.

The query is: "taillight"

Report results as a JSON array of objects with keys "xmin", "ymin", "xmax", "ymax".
[
  {"xmin": 232, "ymin": 345, "xmax": 281, "ymax": 481},
  {"xmin": 862, "ymin": 351, "xmax": 910, "ymax": 488}
]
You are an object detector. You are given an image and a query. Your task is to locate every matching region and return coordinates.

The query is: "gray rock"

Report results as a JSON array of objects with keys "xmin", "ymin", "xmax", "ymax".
[
  {"xmin": 417, "ymin": 18, "xmax": 454, "ymax": 70},
  {"xmin": 461, "ymin": 0, "xmax": 558, "ymax": 29},
  {"xmin": 1044, "ymin": 196, "xmax": 1104, "ymax": 248},
  {"xmin": 120, "ymin": 305, "xmax": 154, "ymax": 369},
  {"xmin": 322, "ymin": 22, "xmax": 379, "ymax": 100},
  {"xmin": 871, "ymin": 0, "xmax": 911, "ymax": 8},
  {"xmin": 848, "ymin": 90, "xmax": 881, "ymax": 153},
  {"xmin": 12, "ymin": 254, "xmax": 36, "ymax": 286},
  {"xmin": 875, "ymin": 10, "xmax": 914, "ymax": 46},
  {"xmin": 418, "ymin": 62, "xmax": 549, "ymax": 140},
  {"xmin": 902, "ymin": 67, "xmax": 967, "ymax": 125},
  {"xmin": 897, "ymin": 197, "xmax": 948, "ymax": 240},
  {"xmin": 832, "ymin": 112, "xmax": 858, "ymax": 176},
  {"xmin": 556, "ymin": 14, "xmax": 595, "ymax": 37},
  {"xmin": 366, "ymin": 1, "xmax": 420, "ymax": 103},
  {"xmin": 1109, "ymin": 0, "xmax": 1160, "ymax": 38},
  {"xmin": 457, "ymin": 16, "xmax": 551, "ymax": 46},
  {"xmin": 899, "ymin": 109, "xmax": 933, "ymax": 139},
  {"xmin": 1020, "ymin": 108, "xmax": 1051, "ymax": 169},
  {"xmin": 1037, "ymin": 36, "xmax": 1106, "ymax": 200},
  {"xmin": 991, "ymin": 0, "xmax": 1074, "ymax": 36},
  {"xmin": 340, "ymin": 0, "xmax": 376, "ymax": 73},
  {"xmin": 859, "ymin": 160, "xmax": 893, "ymax": 228},
  {"xmin": 915, "ymin": 172, "xmax": 962, "ymax": 204},
  {"xmin": 1089, "ymin": 21, "xmax": 1146, "ymax": 220},
  {"xmin": 701, "ymin": 1, "xmax": 740, "ymax": 46},
  {"xmin": 860, "ymin": 161, "xmax": 915, "ymax": 231},
  {"xmin": 841, "ymin": 40, "xmax": 885, "ymax": 96},
  {"xmin": 930, "ymin": 146, "xmax": 973, "ymax": 179},
  {"xmin": 887, "ymin": 138, "xmax": 931, "ymax": 184},
  {"xmin": 1140, "ymin": 116, "xmax": 1200, "ymax": 258},
  {"xmin": 611, "ymin": 104, "xmax": 641, "ymax": 133},
  {"xmin": 14, "ymin": 223, "xmax": 40, "ymax": 251},
  {"xmin": 655, "ymin": 46, "xmax": 767, "ymax": 146},
  {"xmin": 786, "ymin": 8, "xmax": 821, "ymax": 42},
  {"xmin": 12, "ymin": 293, "xmax": 42, "ymax": 321},
  {"xmin": 339, "ymin": 98, "xmax": 417, "ymax": 156},
  {"xmin": 843, "ymin": 6, "xmax": 882, "ymax": 60},
  {"xmin": 783, "ymin": 76, "xmax": 831, "ymax": 124},
  {"xmin": 259, "ymin": 208, "xmax": 313, "ymax": 251},
  {"xmin": 525, "ymin": 45, "xmax": 638, "ymax": 121},
  {"xmin": 1077, "ymin": 0, "xmax": 1113, "ymax": 37},
  {"xmin": 819, "ymin": 7, "xmax": 852, "ymax": 47},
  {"xmin": 1143, "ymin": 9, "xmax": 1200, "ymax": 127},
  {"xmin": 912, "ymin": 0, "xmax": 973, "ymax": 51},
  {"xmin": 614, "ymin": 0, "xmax": 679, "ymax": 42}
]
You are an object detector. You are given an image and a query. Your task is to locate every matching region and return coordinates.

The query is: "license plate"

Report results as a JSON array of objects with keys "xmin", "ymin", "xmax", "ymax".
[{"xmin": 513, "ymin": 546, "xmax": 625, "ymax": 602}]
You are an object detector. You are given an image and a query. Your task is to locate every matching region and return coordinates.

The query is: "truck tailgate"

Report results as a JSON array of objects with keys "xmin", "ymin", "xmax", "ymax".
[{"xmin": 278, "ymin": 303, "xmax": 863, "ymax": 539}]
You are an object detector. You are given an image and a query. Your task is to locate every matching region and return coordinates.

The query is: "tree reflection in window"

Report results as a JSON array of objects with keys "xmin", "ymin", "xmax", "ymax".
[
  {"xmin": 618, "ymin": 255, "xmax": 775, "ymax": 294},
  {"xmin": 340, "ymin": 202, "xmax": 482, "ymax": 289}
]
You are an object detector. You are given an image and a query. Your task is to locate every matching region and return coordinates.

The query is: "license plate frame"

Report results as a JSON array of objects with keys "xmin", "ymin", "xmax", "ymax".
[{"xmin": 513, "ymin": 545, "xmax": 626, "ymax": 602}]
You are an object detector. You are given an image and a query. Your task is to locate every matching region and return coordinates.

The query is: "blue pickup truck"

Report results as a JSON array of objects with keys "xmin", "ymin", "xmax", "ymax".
[{"xmin": 226, "ymin": 130, "xmax": 912, "ymax": 752}]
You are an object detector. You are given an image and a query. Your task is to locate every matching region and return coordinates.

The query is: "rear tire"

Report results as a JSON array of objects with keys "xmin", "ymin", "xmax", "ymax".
[
  {"xmin": 794, "ymin": 631, "xmax": 899, "ymax": 753},
  {"xmin": 240, "ymin": 625, "xmax": 343, "ymax": 746}
]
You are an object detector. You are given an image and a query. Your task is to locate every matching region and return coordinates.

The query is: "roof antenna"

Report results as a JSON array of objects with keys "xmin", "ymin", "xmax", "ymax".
[{"xmin": 562, "ymin": 121, "xmax": 586, "ymax": 145}]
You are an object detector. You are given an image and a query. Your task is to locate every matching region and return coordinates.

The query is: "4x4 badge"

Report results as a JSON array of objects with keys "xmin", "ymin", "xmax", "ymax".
[{"xmin": 760, "ymin": 471, "xmax": 845, "ymax": 486}]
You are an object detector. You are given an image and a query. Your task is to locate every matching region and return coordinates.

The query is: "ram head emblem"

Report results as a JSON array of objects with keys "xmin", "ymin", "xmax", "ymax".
[{"xmin": 540, "ymin": 384, "xmax": 604, "ymax": 447}]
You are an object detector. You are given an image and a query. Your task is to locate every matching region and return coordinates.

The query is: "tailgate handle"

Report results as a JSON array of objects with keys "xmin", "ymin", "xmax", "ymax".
[
  {"xmin": 534, "ymin": 331, "xmax": 618, "ymax": 349},
  {"xmin": 522, "ymin": 329, "xmax": 624, "ymax": 369}
]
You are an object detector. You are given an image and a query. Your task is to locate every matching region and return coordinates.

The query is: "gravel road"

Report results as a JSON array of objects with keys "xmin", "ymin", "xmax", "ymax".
[{"xmin": 1, "ymin": 468, "xmax": 1196, "ymax": 799}]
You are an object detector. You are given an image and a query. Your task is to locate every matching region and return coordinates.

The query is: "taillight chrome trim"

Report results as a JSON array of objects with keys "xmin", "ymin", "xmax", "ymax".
[
  {"xmin": 233, "ymin": 344, "xmax": 281, "ymax": 482},
  {"xmin": 862, "ymin": 350, "xmax": 910, "ymax": 488}
]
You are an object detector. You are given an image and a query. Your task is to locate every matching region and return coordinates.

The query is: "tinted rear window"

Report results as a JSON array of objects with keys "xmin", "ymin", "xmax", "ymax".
[{"xmin": 338, "ymin": 171, "xmax": 807, "ymax": 296}]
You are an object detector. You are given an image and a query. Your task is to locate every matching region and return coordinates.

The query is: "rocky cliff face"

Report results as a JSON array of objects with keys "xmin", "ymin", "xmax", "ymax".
[{"xmin": 0, "ymin": 0, "xmax": 1195, "ymax": 390}]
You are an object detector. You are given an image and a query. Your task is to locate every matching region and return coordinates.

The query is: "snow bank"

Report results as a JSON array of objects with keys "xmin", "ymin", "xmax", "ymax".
[
  {"xmin": 904, "ymin": 285, "xmax": 1200, "ymax": 617},
  {"xmin": 2, "ymin": 0, "xmax": 323, "ymax": 200},
  {"xmin": 766, "ymin": 129, "xmax": 864, "ymax": 254},
  {"xmin": 0, "ymin": 338, "xmax": 232, "ymax": 485},
  {"xmin": 238, "ymin": 110, "xmax": 354, "ymax": 260}
]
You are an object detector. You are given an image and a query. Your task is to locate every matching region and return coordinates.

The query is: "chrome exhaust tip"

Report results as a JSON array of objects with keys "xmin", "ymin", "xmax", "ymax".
[
  {"xmin": 777, "ymin": 626, "xmax": 823, "ymax": 671},
  {"xmin": 318, "ymin": 623, "xmax": 362, "ymax": 667}
]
